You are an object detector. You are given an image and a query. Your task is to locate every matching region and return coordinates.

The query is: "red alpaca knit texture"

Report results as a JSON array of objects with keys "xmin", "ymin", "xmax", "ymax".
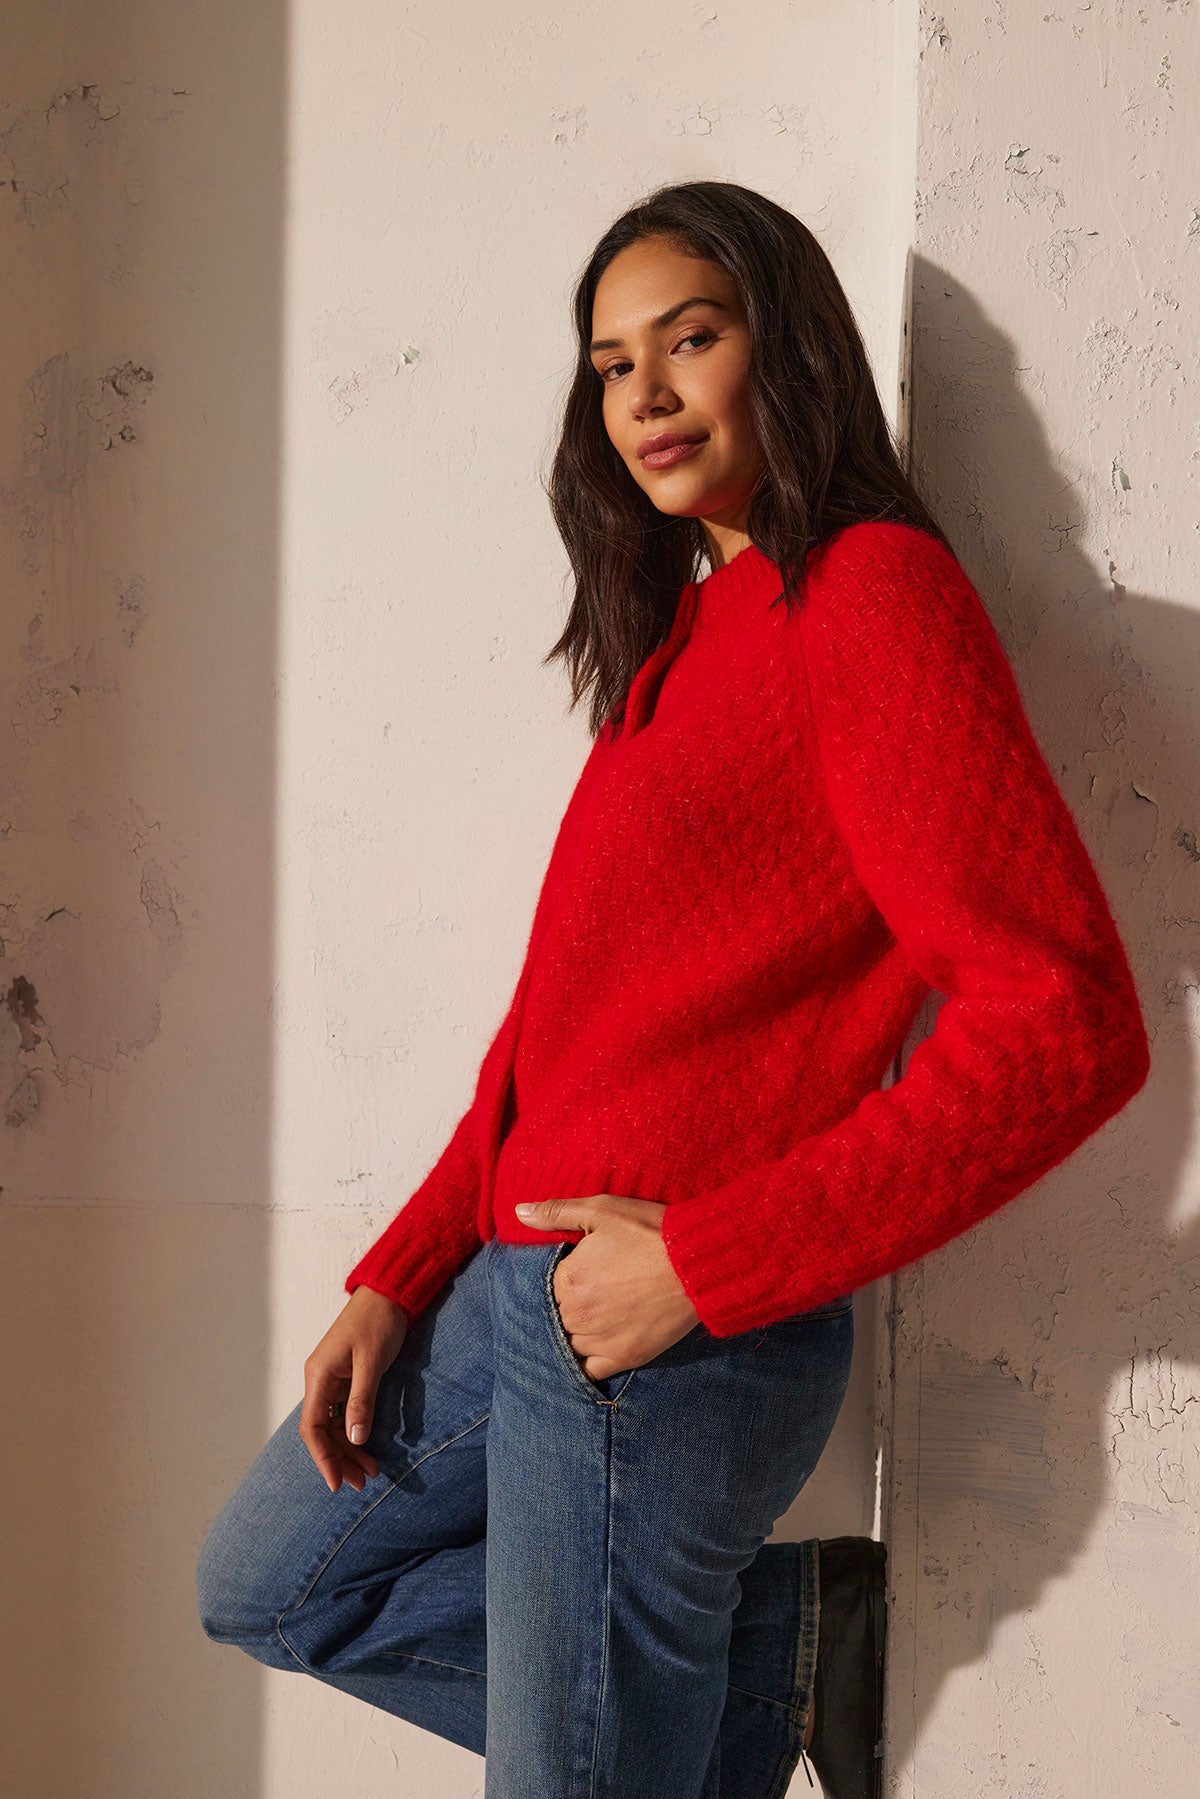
[{"xmin": 345, "ymin": 521, "xmax": 1151, "ymax": 1336}]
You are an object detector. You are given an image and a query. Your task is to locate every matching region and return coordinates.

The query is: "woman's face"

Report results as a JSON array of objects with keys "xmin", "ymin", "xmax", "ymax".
[{"xmin": 589, "ymin": 237, "xmax": 766, "ymax": 558}]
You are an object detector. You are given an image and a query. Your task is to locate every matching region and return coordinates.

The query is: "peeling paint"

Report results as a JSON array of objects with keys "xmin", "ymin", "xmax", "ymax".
[
  {"xmin": 6, "ymin": 973, "xmax": 46, "ymax": 1055},
  {"xmin": 917, "ymin": 1356, "xmax": 1051, "ymax": 1529}
]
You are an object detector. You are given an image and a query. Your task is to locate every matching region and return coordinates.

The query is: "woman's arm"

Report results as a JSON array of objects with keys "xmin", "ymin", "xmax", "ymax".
[{"xmin": 660, "ymin": 523, "xmax": 1151, "ymax": 1337}]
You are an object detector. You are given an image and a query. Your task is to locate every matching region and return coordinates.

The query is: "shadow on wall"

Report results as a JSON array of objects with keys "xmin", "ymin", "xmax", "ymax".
[
  {"xmin": 0, "ymin": 14, "xmax": 283, "ymax": 1799},
  {"xmin": 881, "ymin": 255, "xmax": 1193, "ymax": 1784}
]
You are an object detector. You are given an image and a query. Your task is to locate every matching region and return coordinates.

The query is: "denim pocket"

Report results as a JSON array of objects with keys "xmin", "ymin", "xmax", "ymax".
[{"xmin": 542, "ymin": 1241, "xmax": 637, "ymax": 1403}]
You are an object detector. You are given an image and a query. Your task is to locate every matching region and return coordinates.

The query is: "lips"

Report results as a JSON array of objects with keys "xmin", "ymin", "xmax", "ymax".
[
  {"xmin": 637, "ymin": 431, "xmax": 708, "ymax": 460},
  {"xmin": 638, "ymin": 436, "xmax": 709, "ymax": 471}
]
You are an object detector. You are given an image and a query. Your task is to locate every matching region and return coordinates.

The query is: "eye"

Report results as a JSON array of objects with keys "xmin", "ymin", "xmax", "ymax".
[{"xmin": 597, "ymin": 330, "xmax": 716, "ymax": 383}]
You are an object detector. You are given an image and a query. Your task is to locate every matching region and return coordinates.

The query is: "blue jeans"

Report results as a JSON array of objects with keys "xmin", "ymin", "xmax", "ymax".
[{"xmin": 196, "ymin": 1234, "xmax": 854, "ymax": 1798}]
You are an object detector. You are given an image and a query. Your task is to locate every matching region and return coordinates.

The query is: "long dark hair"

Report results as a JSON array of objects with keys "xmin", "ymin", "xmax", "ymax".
[{"xmin": 542, "ymin": 179, "xmax": 952, "ymax": 737}]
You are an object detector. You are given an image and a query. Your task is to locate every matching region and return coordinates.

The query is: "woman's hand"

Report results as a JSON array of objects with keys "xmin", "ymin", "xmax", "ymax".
[
  {"xmin": 516, "ymin": 1194, "xmax": 701, "ymax": 1381},
  {"xmin": 299, "ymin": 1286, "xmax": 409, "ymax": 1493}
]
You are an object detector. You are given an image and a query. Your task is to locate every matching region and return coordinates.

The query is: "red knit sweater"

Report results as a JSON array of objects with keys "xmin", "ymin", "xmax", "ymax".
[{"xmin": 345, "ymin": 521, "xmax": 1151, "ymax": 1337}]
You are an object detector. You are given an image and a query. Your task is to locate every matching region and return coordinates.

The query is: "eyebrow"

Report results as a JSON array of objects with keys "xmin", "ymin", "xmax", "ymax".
[{"xmin": 589, "ymin": 296, "xmax": 730, "ymax": 355}]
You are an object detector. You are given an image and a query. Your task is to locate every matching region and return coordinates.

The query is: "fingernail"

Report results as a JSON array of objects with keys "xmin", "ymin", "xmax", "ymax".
[
  {"xmin": 350, "ymin": 1424, "xmax": 366, "ymax": 1444},
  {"xmin": 516, "ymin": 1203, "xmax": 537, "ymax": 1218}
]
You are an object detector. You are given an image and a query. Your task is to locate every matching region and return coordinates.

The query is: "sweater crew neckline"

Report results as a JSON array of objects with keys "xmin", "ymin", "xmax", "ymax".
[{"xmin": 691, "ymin": 540, "xmax": 779, "ymax": 627}]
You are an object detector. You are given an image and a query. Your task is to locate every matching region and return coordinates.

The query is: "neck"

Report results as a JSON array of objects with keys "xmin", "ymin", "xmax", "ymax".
[{"xmin": 701, "ymin": 520, "xmax": 756, "ymax": 572}]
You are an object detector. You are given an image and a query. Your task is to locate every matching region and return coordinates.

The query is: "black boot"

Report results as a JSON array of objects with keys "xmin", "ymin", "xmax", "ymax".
[{"xmin": 799, "ymin": 1536, "xmax": 888, "ymax": 1798}]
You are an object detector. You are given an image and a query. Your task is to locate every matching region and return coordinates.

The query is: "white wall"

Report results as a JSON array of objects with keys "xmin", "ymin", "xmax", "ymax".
[
  {"xmin": 1, "ymin": 2, "xmax": 1191, "ymax": 1796},
  {"xmin": 884, "ymin": 4, "xmax": 1198, "ymax": 1796},
  {"xmin": 1, "ymin": 4, "xmax": 896, "ymax": 1795}
]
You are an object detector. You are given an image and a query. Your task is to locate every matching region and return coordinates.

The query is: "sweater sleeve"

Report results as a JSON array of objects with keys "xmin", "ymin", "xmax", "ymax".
[
  {"xmin": 344, "ymin": 1099, "xmax": 486, "ymax": 1324},
  {"xmin": 659, "ymin": 523, "xmax": 1151, "ymax": 1337}
]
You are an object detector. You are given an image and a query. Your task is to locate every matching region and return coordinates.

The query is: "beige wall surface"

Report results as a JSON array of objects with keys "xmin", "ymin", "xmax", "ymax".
[
  {"xmin": 1, "ymin": 2, "xmax": 1192, "ymax": 1796},
  {"xmin": 885, "ymin": 4, "xmax": 1198, "ymax": 1797}
]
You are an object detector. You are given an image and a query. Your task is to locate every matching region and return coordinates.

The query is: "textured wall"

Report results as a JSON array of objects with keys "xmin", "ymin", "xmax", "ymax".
[
  {"xmin": 6, "ymin": 3, "xmax": 1189, "ymax": 1795},
  {"xmin": 883, "ymin": 4, "xmax": 1197, "ymax": 1796},
  {"xmin": 1, "ymin": 4, "xmax": 899, "ymax": 1796}
]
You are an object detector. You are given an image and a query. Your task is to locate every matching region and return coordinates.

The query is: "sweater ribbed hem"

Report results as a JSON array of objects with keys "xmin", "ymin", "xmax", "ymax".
[
  {"xmin": 489, "ymin": 1140, "xmax": 808, "ymax": 1336},
  {"xmin": 490, "ymin": 1141, "xmax": 645, "ymax": 1247}
]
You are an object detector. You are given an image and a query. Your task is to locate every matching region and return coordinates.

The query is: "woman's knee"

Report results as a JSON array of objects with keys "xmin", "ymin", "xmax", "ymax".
[
  {"xmin": 195, "ymin": 1404, "xmax": 320, "ymax": 1647},
  {"xmin": 196, "ymin": 1513, "xmax": 253, "ymax": 1643},
  {"xmin": 194, "ymin": 1492, "xmax": 294, "ymax": 1651}
]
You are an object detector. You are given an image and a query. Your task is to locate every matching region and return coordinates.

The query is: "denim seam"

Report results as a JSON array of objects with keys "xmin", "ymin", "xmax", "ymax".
[
  {"xmin": 723, "ymin": 1682, "xmax": 792, "ymax": 1713},
  {"xmin": 377, "ymin": 1649, "xmax": 486, "ymax": 1679},
  {"xmin": 275, "ymin": 1410, "xmax": 491, "ymax": 1673},
  {"xmin": 758, "ymin": 1537, "xmax": 821, "ymax": 1798},
  {"xmin": 729, "ymin": 1541, "xmax": 820, "ymax": 1799},
  {"xmin": 587, "ymin": 1406, "xmax": 615, "ymax": 1798},
  {"xmin": 764, "ymin": 1718, "xmax": 809, "ymax": 1799},
  {"xmin": 805, "ymin": 1537, "xmax": 820, "ymax": 1731},
  {"xmin": 768, "ymin": 1300, "xmax": 853, "ymax": 1326},
  {"xmin": 275, "ymin": 1612, "xmax": 319, "ymax": 1673}
]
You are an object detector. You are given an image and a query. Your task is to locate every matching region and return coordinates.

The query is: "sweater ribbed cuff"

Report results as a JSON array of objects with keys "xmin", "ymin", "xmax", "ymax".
[
  {"xmin": 658, "ymin": 1182, "xmax": 828, "ymax": 1338},
  {"xmin": 345, "ymin": 1227, "xmax": 481, "ymax": 1327}
]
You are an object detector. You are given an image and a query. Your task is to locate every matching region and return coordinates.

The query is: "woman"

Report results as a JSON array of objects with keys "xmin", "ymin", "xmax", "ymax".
[{"xmin": 195, "ymin": 182, "xmax": 1150, "ymax": 1799}]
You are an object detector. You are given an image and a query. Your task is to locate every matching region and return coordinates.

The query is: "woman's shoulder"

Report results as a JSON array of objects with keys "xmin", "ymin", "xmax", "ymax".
[
  {"xmin": 797, "ymin": 517, "xmax": 1016, "ymax": 705},
  {"xmin": 809, "ymin": 517, "xmax": 959, "ymax": 589}
]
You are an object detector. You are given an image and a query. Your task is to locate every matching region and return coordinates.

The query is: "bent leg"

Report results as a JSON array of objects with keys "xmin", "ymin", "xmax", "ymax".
[
  {"xmin": 195, "ymin": 1238, "xmax": 495, "ymax": 1755},
  {"xmin": 483, "ymin": 1240, "xmax": 854, "ymax": 1799}
]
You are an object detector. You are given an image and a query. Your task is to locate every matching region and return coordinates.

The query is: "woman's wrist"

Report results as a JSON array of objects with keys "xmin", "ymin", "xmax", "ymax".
[{"xmin": 351, "ymin": 1282, "xmax": 409, "ymax": 1326}]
